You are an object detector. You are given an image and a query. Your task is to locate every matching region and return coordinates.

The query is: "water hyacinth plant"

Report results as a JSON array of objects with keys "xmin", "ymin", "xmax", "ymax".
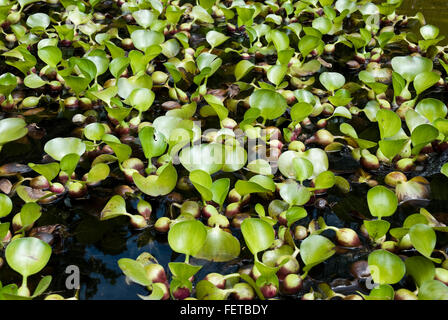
[{"xmin": 0, "ymin": 0, "xmax": 447, "ymax": 302}]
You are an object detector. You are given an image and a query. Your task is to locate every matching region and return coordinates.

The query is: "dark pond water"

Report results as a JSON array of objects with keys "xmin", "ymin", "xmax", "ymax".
[
  {"xmin": 2, "ymin": 1, "xmax": 448, "ymax": 300},
  {"xmin": 398, "ymin": 0, "xmax": 448, "ymax": 41}
]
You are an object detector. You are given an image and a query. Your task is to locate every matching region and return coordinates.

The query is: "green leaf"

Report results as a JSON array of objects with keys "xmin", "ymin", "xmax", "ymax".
[
  {"xmin": 405, "ymin": 256, "xmax": 435, "ymax": 287},
  {"xmin": 206, "ymin": 31, "xmax": 229, "ymax": 48},
  {"xmin": 300, "ymin": 234, "xmax": 335, "ymax": 271},
  {"xmin": 279, "ymin": 183, "xmax": 311, "ymax": 206},
  {"xmin": 60, "ymin": 153, "xmax": 80, "ymax": 177},
  {"xmin": 168, "ymin": 262, "xmax": 202, "ymax": 280},
  {"xmin": 368, "ymin": 250, "xmax": 406, "ymax": 284},
  {"xmin": 203, "ymin": 94, "xmax": 229, "ymax": 120},
  {"xmin": 234, "ymin": 60, "xmax": 254, "ymax": 81},
  {"xmin": 18, "ymin": 0, "xmax": 40, "ymax": 7},
  {"xmin": 364, "ymin": 284, "xmax": 394, "ymax": 300},
  {"xmin": 32, "ymin": 275, "xmax": 52, "ymax": 297},
  {"xmin": 23, "ymin": 74, "xmax": 47, "ymax": 89},
  {"xmin": 117, "ymin": 258, "xmax": 151, "ymax": 286},
  {"xmin": 409, "ymin": 223, "xmax": 437, "ymax": 259},
  {"xmin": 194, "ymin": 226, "xmax": 241, "ymax": 262},
  {"xmin": 100, "ymin": 195, "xmax": 128, "ymax": 220},
  {"xmin": 367, "ymin": 186, "xmax": 398, "ymax": 218},
  {"xmin": 319, "ymin": 72, "xmax": 345, "ymax": 92},
  {"xmin": 441, "ymin": 163, "xmax": 448, "ymax": 178},
  {"xmin": 19, "ymin": 202, "xmax": 41, "ymax": 229},
  {"xmin": 109, "ymin": 57, "xmax": 130, "ymax": 78},
  {"xmin": 128, "ymin": 88, "xmax": 155, "ymax": 112},
  {"xmin": 416, "ymin": 98, "xmax": 447, "ymax": 123},
  {"xmin": 419, "ymin": 280, "xmax": 448, "ymax": 300},
  {"xmin": 411, "ymin": 124, "xmax": 439, "ymax": 154},
  {"xmin": 211, "ymin": 178, "xmax": 230, "ymax": 207},
  {"xmin": 0, "ymin": 73, "xmax": 18, "ymax": 97},
  {"xmin": 168, "ymin": 220, "xmax": 207, "ymax": 256},
  {"xmin": 313, "ymin": 171, "xmax": 335, "ymax": 189},
  {"xmin": 235, "ymin": 175, "xmax": 276, "ymax": 196},
  {"xmin": 285, "ymin": 206, "xmax": 307, "ymax": 227},
  {"xmin": 376, "ymin": 109, "xmax": 402, "ymax": 139},
  {"xmin": 138, "ymin": 126, "xmax": 167, "ymax": 160},
  {"xmin": 5, "ymin": 237, "xmax": 52, "ymax": 278},
  {"xmin": 363, "ymin": 220, "xmax": 390, "ymax": 241},
  {"xmin": 87, "ymin": 163, "xmax": 110, "ymax": 183},
  {"xmin": 420, "ymin": 25, "xmax": 439, "ymax": 40},
  {"xmin": 378, "ymin": 139, "xmax": 408, "ymax": 160},
  {"xmin": 132, "ymin": 9, "xmax": 156, "ymax": 29},
  {"xmin": 414, "ymin": 71, "xmax": 440, "ymax": 95},
  {"xmin": 37, "ymin": 46, "xmax": 62, "ymax": 68},
  {"xmin": 292, "ymin": 157, "xmax": 313, "ymax": 182},
  {"xmin": 189, "ymin": 170, "xmax": 213, "ymax": 202},
  {"xmin": 267, "ymin": 64, "xmax": 287, "ymax": 86},
  {"xmin": 391, "ymin": 56, "xmax": 433, "ymax": 82},
  {"xmin": 179, "ymin": 143, "xmax": 224, "ymax": 174},
  {"xmin": 312, "ymin": 16, "xmax": 332, "ymax": 34},
  {"xmin": 133, "ymin": 163, "xmax": 177, "ymax": 197},
  {"xmin": 0, "ymin": 194, "xmax": 12, "ymax": 218},
  {"xmin": 290, "ymin": 102, "xmax": 314, "ymax": 122},
  {"xmin": 191, "ymin": 5, "xmax": 214, "ymax": 23},
  {"xmin": 299, "ymin": 35, "xmax": 322, "ymax": 59},
  {"xmin": 84, "ymin": 123, "xmax": 106, "ymax": 141},
  {"xmin": 249, "ymin": 89, "xmax": 287, "ymax": 120},
  {"xmin": 44, "ymin": 137, "xmax": 85, "ymax": 161},
  {"xmin": 241, "ymin": 218, "xmax": 275, "ymax": 255},
  {"xmin": 107, "ymin": 142, "xmax": 132, "ymax": 163},
  {"xmin": 0, "ymin": 118, "xmax": 28, "ymax": 147},
  {"xmin": 131, "ymin": 30, "xmax": 164, "ymax": 51}
]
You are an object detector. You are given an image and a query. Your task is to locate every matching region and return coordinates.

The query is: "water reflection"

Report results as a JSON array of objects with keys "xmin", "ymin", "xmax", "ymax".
[{"xmin": 398, "ymin": 0, "xmax": 448, "ymax": 39}]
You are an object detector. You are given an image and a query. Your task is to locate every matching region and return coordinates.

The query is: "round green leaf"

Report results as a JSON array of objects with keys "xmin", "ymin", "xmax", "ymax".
[
  {"xmin": 405, "ymin": 256, "xmax": 435, "ymax": 287},
  {"xmin": 376, "ymin": 109, "xmax": 402, "ymax": 139},
  {"xmin": 138, "ymin": 126, "xmax": 167, "ymax": 160},
  {"xmin": 0, "ymin": 194, "xmax": 12, "ymax": 218},
  {"xmin": 234, "ymin": 60, "xmax": 254, "ymax": 80},
  {"xmin": 391, "ymin": 56, "xmax": 433, "ymax": 82},
  {"xmin": 414, "ymin": 71, "xmax": 440, "ymax": 95},
  {"xmin": 0, "ymin": 118, "xmax": 28, "ymax": 146},
  {"xmin": 300, "ymin": 234, "xmax": 335, "ymax": 270},
  {"xmin": 409, "ymin": 223, "xmax": 436, "ymax": 258},
  {"xmin": 206, "ymin": 30, "xmax": 229, "ymax": 48},
  {"xmin": 416, "ymin": 98, "xmax": 447, "ymax": 123},
  {"xmin": 5, "ymin": 237, "xmax": 52, "ymax": 278},
  {"xmin": 26, "ymin": 13, "xmax": 50, "ymax": 29},
  {"xmin": 44, "ymin": 137, "xmax": 86, "ymax": 161},
  {"xmin": 249, "ymin": 89, "xmax": 287, "ymax": 120},
  {"xmin": 419, "ymin": 280, "xmax": 448, "ymax": 300},
  {"xmin": 168, "ymin": 220, "xmax": 207, "ymax": 256},
  {"xmin": 194, "ymin": 226, "xmax": 241, "ymax": 262},
  {"xmin": 290, "ymin": 102, "xmax": 314, "ymax": 122},
  {"xmin": 128, "ymin": 88, "xmax": 155, "ymax": 112},
  {"xmin": 179, "ymin": 143, "xmax": 224, "ymax": 174},
  {"xmin": 367, "ymin": 185, "xmax": 398, "ymax": 218},
  {"xmin": 38, "ymin": 46, "xmax": 62, "ymax": 68},
  {"xmin": 279, "ymin": 183, "xmax": 311, "ymax": 206},
  {"xmin": 84, "ymin": 122, "xmax": 106, "ymax": 141},
  {"xmin": 241, "ymin": 218, "xmax": 275, "ymax": 255},
  {"xmin": 118, "ymin": 258, "xmax": 151, "ymax": 286},
  {"xmin": 368, "ymin": 249, "xmax": 406, "ymax": 284},
  {"xmin": 131, "ymin": 30, "xmax": 164, "ymax": 51},
  {"xmin": 312, "ymin": 16, "xmax": 332, "ymax": 34},
  {"xmin": 319, "ymin": 72, "xmax": 345, "ymax": 92},
  {"xmin": 420, "ymin": 25, "xmax": 439, "ymax": 40}
]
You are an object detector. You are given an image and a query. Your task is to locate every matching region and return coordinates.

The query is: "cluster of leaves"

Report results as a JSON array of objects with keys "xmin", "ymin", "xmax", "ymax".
[{"xmin": 1, "ymin": 0, "xmax": 448, "ymax": 300}]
